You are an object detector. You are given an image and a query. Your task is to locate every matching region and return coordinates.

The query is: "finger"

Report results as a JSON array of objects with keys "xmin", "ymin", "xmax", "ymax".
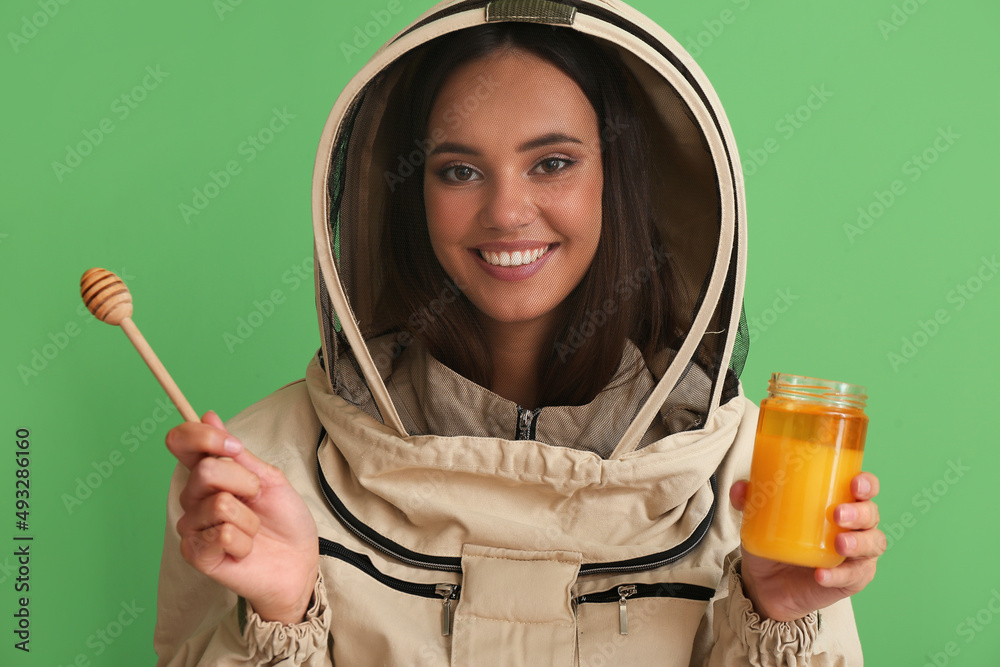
[
  {"xmin": 179, "ymin": 457, "xmax": 262, "ymax": 509},
  {"xmin": 176, "ymin": 491, "xmax": 262, "ymax": 539},
  {"xmin": 165, "ymin": 419, "xmax": 243, "ymax": 470},
  {"xmin": 202, "ymin": 410, "xmax": 226, "ymax": 430},
  {"xmin": 180, "ymin": 523, "xmax": 255, "ymax": 571},
  {"xmin": 815, "ymin": 556, "xmax": 877, "ymax": 592},
  {"xmin": 229, "ymin": 448, "xmax": 291, "ymax": 493},
  {"xmin": 214, "ymin": 522, "xmax": 254, "ymax": 560},
  {"xmin": 833, "ymin": 499, "xmax": 880, "ymax": 530},
  {"xmin": 851, "ymin": 472, "xmax": 880, "ymax": 500},
  {"xmin": 836, "ymin": 527, "xmax": 887, "ymax": 559},
  {"xmin": 729, "ymin": 480, "xmax": 748, "ymax": 511}
]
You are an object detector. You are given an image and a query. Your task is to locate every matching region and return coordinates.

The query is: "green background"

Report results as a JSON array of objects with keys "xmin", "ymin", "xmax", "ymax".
[{"xmin": 1, "ymin": 0, "xmax": 996, "ymax": 664}]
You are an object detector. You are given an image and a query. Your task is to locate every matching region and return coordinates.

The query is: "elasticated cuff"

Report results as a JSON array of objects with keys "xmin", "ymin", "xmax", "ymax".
[
  {"xmin": 727, "ymin": 557, "xmax": 819, "ymax": 667},
  {"xmin": 240, "ymin": 572, "xmax": 332, "ymax": 662}
]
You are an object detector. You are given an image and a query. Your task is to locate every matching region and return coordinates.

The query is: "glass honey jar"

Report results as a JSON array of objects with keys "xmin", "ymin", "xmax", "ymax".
[{"xmin": 740, "ymin": 374, "xmax": 869, "ymax": 568}]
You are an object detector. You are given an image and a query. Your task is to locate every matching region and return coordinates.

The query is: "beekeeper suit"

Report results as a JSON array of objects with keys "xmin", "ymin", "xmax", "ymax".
[{"xmin": 154, "ymin": 1, "xmax": 864, "ymax": 664}]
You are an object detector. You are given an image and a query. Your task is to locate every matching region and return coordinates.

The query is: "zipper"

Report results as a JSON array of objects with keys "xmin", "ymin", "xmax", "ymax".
[
  {"xmin": 320, "ymin": 538, "xmax": 460, "ymax": 635},
  {"xmin": 617, "ymin": 585, "xmax": 636, "ymax": 634},
  {"xmin": 515, "ymin": 405, "xmax": 542, "ymax": 440},
  {"xmin": 436, "ymin": 583, "xmax": 459, "ymax": 636},
  {"xmin": 574, "ymin": 581, "xmax": 716, "ymax": 635},
  {"xmin": 317, "ymin": 428, "xmax": 717, "ymax": 576},
  {"xmin": 571, "ymin": 473, "xmax": 718, "ymax": 576},
  {"xmin": 321, "ymin": 538, "xmax": 715, "ymax": 639},
  {"xmin": 317, "ymin": 430, "xmax": 462, "ymax": 572}
]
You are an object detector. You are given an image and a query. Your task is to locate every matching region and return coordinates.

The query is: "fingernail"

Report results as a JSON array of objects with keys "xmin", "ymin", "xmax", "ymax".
[
  {"xmin": 838, "ymin": 505, "xmax": 857, "ymax": 523},
  {"xmin": 817, "ymin": 569, "xmax": 830, "ymax": 584},
  {"xmin": 224, "ymin": 437, "xmax": 243, "ymax": 454},
  {"xmin": 857, "ymin": 477, "xmax": 871, "ymax": 496},
  {"xmin": 843, "ymin": 534, "xmax": 857, "ymax": 552}
]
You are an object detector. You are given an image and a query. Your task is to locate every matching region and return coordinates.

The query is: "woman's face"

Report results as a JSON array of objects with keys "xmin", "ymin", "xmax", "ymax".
[{"xmin": 423, "ymin": 48, "xmax": 603, "ymax": 330}]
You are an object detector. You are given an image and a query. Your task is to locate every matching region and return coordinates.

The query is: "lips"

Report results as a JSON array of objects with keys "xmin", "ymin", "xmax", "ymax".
[
  {"xmin": 477, "ymin": 245, "xmax": 551, "ymax": 268},
  {"xmin": 469, "ymin": 243, "xmax": 558, "ymax": 282}
]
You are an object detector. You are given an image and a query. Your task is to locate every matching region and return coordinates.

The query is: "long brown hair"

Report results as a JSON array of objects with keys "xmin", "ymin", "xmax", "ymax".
[{"xmin": 379, "ymin": 22, "xmax": 685, "ymax": 407}]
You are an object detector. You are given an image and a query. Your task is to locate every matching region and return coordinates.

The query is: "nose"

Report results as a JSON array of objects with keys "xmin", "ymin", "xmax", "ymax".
[{"xmin": 480, "ymin": 173, "xmax": 538, "ymax": 231}]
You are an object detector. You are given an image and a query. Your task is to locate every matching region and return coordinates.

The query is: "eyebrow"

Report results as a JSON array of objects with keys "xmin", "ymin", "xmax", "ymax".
[{"xmin": 428, "ymin": 132, "xmax": 583, "ymax": 157}]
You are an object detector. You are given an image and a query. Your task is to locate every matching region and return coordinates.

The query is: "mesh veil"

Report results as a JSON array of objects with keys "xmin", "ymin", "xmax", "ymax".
[{"xmin": 312, "ymin": 0, "xmax": 749, "ymax": 458}]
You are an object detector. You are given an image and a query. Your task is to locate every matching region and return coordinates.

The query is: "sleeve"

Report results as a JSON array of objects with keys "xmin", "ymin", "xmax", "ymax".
[
  {"xmin": 697, "ymin": 552, "xmax": 864, "ymax": 667},
  {"xmin": 153, "ymin": 463, "xmax": 335, "ymax": 666}
]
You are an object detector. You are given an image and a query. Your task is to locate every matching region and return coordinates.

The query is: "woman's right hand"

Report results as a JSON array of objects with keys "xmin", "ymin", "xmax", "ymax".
[{"xmin": 165, "ymin": 411, "xmax": 319, "ymax": 625}]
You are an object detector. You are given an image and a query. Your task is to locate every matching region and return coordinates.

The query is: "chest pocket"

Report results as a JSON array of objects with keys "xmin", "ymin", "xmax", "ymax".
[
  {"xmin": 574, "ymin": 582, "xmax": 714, "ymax": 666},
  {"xmin": 451, "ymin": 545, "xmax": 582, "ymax": 667},
  {"xmin": 320, "ymin": 538, "xmax": 719, "ymax": 666}
]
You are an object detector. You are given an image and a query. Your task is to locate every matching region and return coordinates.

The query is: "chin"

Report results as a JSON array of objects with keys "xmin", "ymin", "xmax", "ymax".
[{"xmin": 471, "ymin": 300, "xmax": 558, "ymax": 326}]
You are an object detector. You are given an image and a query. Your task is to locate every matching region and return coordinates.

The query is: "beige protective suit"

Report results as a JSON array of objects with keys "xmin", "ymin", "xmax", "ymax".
[{"xmin": 155, "ymin": 1, "xmax": 865, "ymax": 664}]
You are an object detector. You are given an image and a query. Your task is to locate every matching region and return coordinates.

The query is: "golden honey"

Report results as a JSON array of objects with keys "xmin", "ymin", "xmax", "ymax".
[{"xmin": 741, "ymin": 375, "xmax": 868, "ymax": 568}]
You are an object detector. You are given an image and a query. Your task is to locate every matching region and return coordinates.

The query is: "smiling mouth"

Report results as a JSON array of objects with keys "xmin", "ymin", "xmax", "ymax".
[{"xmin": 477, "ymin": 245, "xmax": 552, "ymax": 268}]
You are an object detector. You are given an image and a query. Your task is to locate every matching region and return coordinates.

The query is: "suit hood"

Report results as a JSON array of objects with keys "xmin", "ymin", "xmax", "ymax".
[{"xmin": 310, "ymin": 0, "xmax": 748, "ymax": 457}]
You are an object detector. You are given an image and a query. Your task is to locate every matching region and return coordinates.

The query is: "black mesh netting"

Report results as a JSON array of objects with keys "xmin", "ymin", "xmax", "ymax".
[{"xmin": 315, "ymin": 19, "xmax": 748, "ymax": 456}]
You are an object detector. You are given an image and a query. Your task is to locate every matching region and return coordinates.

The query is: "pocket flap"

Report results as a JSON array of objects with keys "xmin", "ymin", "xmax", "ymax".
[{"xmin": 451, "ymin": 544, "xmax": 582, "ymax": 666}]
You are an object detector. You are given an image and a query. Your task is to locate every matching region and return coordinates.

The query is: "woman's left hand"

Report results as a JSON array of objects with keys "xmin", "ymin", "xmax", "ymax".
[{"xmin": 730, "ymin": 472, "xmax": 886, "ymax": 622}]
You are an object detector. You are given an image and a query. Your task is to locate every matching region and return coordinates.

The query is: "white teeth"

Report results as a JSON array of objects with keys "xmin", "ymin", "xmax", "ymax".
[{"xmin": 480, "ymin": 245, "xmax": 551, "ymax": 268}]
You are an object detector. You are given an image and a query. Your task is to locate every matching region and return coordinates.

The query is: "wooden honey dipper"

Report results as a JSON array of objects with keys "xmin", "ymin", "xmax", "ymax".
[{"xmin": 80, "ymin": 268, "xmax": 200, "ymax": 423}]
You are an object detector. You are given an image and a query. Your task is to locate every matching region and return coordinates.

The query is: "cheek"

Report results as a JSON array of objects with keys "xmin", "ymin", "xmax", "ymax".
[
  {"xmin": 549, "ymin": 169, "xmax": 603, "ymax": 246},
  {"xmin": 424, "ymin": 184, "xmax": 472, "ymax": 245}
]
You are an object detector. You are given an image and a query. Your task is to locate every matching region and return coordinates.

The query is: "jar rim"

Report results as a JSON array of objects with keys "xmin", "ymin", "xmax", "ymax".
[{"xmin": 768, "ymin": 373, "xmax": 868, "ymax": 409}]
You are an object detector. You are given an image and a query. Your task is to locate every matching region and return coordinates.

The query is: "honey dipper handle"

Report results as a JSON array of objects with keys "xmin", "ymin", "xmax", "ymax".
[{"xmin": 119, "ymin": 318, "xmax": 200, "ymax": 423}]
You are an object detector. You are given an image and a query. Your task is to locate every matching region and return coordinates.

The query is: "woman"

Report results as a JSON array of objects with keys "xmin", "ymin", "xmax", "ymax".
[{"xmin": 155, "ymin": 3, "xmax": 884, "ymax": 665}]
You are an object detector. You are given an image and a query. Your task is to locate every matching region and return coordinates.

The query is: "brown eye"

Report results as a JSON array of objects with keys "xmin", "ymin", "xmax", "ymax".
[
  {"xmin": 537, "ymin": 158, "xmax": 573, "ymax": 174},
  {"xmin": 440, "ymin": 164, "xmax": 479, "ymax": 182}
]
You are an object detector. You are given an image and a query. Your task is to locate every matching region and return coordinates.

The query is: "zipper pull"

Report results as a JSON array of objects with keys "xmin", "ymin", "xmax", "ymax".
[
  {"xmin": 515, "ymin": 406, "xmax": 541, "ymax": 440},
  {"xmin": 516, "ymin": 406, "xmax": 532, "ymax": 440},
  {"xmin": 618, "ymin": 585, "xmax": 637, "ymax": 635},
  {"xmin": 436, "ymin": 584, "xmax": 457, "ymax": 636}
]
